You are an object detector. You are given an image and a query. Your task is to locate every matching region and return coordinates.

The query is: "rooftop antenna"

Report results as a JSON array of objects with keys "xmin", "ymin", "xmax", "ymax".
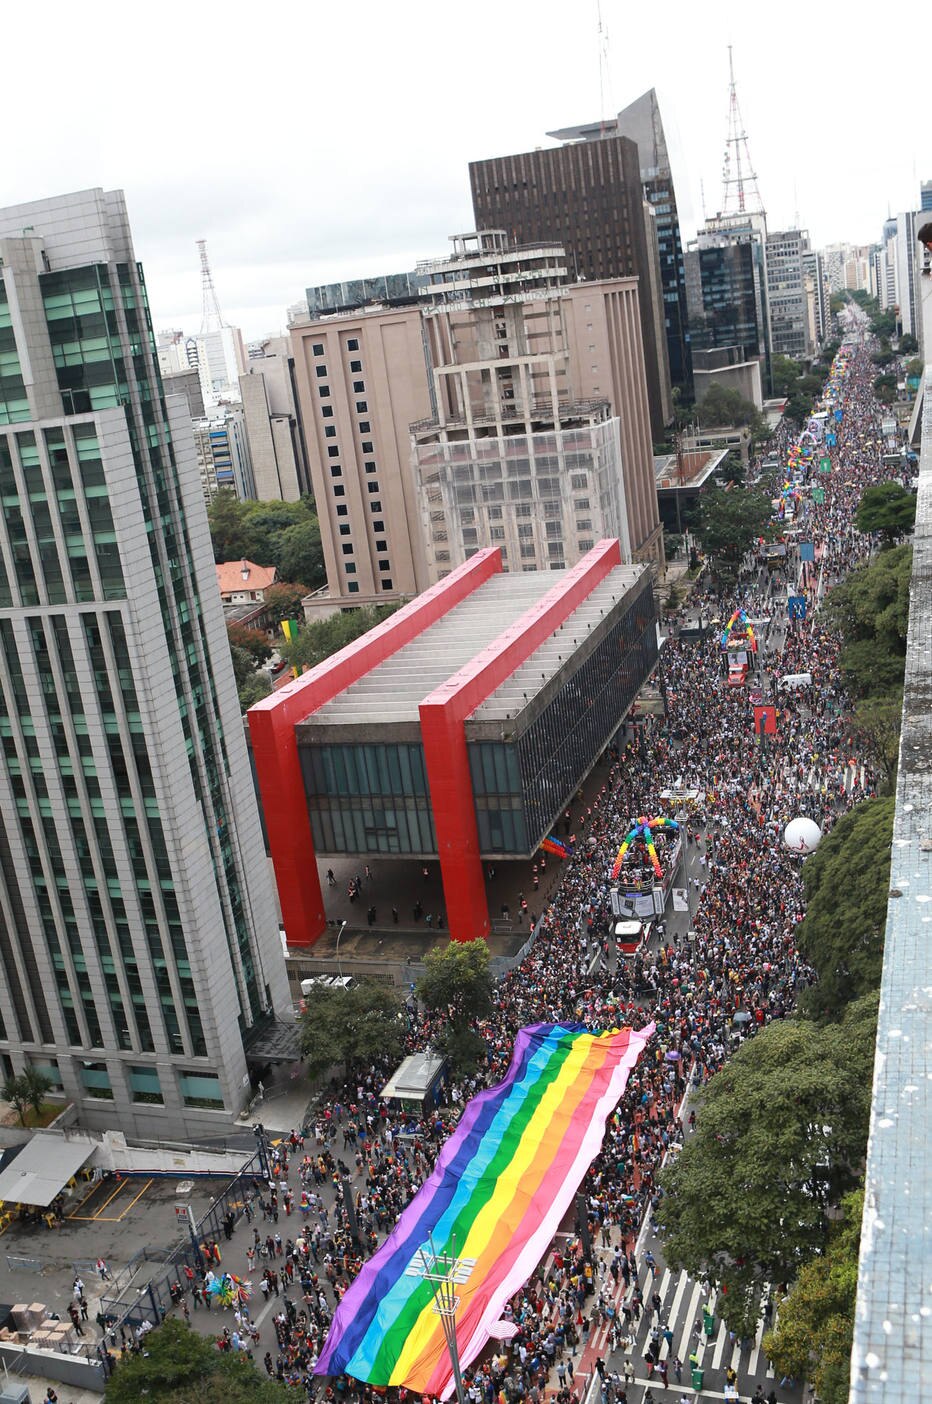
[
  {"xmin": 198, "ymin": 239, "xmax": 227, "ymax": 334},
  {"xmin": 720, "ymin": 45, "xmax": 764, "ymax": 217},
  {"xmin": 700, "ymin": 178, "xmax": 708, "ymax": 223},
  {"xmin": 596, "ymin": 0, "xmax": 613, "ymax": 131}
]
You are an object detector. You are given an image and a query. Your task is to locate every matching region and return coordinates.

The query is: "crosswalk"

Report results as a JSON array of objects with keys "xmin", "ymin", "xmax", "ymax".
[{"xmin": 580, "ymin": 1262, "xmax": 778, "ymax": 1394}]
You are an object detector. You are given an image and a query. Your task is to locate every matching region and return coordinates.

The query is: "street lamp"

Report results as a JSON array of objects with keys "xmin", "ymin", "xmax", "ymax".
[
  {"xmin": 405, "ymin": 1237, "xmax": 475, "ymax": 1404},
  {"xmin": 336, "ymin": 919, "xmax": 347, "ymax": 980}
]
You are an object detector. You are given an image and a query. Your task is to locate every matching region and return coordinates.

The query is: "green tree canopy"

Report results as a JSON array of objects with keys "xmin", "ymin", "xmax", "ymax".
[
  {"xmin": 280, "ymin": 604, "xmax": 401, "ymax": 673},
  {"xmin": 852, "ymin": 693, "xmax": 903, "ymax": 790},
  {"xmin": 105, "ymin": 1317, "xmax": 287, "ymax": 1402},
  {"xmin": 693, "ymin": 486, "xmax": 773, "ymax": 565},
  {"xmin": 263, "ymin": 581, "xmax": 309, "ymax": 626},
  {"xmin": 416, "ymin": 940, "xmax": 494, "ymax": 1077},
  {"xmin": 226, "ymin": 623, "xmax": 272, "ymax": 665},
  {"xmin": 795, "ymin": 797, "xmax": 893, "ymax": 1021},
  {"xmin": 822, "ymin": 545, "xmax": 911, "ymax": 698},
  {"xmin": 207, "ymin": 490, "xmax": 252, "ymax": 561},
  {"xmin": 763, "ymin": 1190, "xmax": 862, "ymax": 1404},
  {"xmin": 854, "ymin": 481, "xmax": 917, "ymax": 544},
  {"xmin": 277, "ymin": 519, "xmax": 324, "ymax": 587},
  {"xmin": 771, "ymin": 355, "xmax": 804, "ymax": 398},
  {"xmin": 299, "ymin": 979, "xmax": 404, "ymax": 1082},
  {"xmin": 898, "ymin": 333, "xmax": 919, "ymax": 354},
  {"xmin": 695, "ymin": 384, "xmax": 760, "ymax": 429},
  {"xmin": 238, "ymin": 672, "xmax": 273, "ymax": 712},
  {"xmin": 658, "ymin": 995, "xmax": 877, "ymax": 1336}
]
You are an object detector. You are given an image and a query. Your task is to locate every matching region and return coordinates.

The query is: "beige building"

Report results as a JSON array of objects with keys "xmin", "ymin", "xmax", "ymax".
[
  {"xmin": 239, "ymin": 336, "xmax": 309, "ymax": 503},
  {"xmin": 289, "ymin": 305, "xmax": 431, "ymax": 609},
  {"xmin": 289, "ymin": 233, "xmax": 662, "ymax": 614}
]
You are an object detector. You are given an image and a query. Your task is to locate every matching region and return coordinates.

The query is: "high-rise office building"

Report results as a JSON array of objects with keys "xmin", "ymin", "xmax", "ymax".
[
  {"xmin": 765, "ymin": 229, "xmax": 812, "ymax": 360},
  {"xmin": 238, "ymin": 336, "xmax": 310, "ymax": 503},
  {"xmin": 412, "ymin": 232, "xmax": 662, "ymax": 576},
  {"xmin": 0, "ymin": 189, "xmax": 288, "ymax": 1136},
  {"xmin": 469, "ymin": 136, "xmax": 673, "ymax": 436},
  {"xmin": 192, "ymin": 405, "xmax": 255, "ymax": 502},
  {"xmin": 548, "ymin": 88, "xmax": 692, "ymax": 394},
  {"xmin": 921, "ymin": 180, "xmax": 932, "ymax": 212}
]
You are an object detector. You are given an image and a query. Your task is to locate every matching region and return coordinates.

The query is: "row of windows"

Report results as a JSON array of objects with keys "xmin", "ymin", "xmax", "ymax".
[{"xmin": 81, "ymin": 1061, "xmax": 224, "ymax": 1108}]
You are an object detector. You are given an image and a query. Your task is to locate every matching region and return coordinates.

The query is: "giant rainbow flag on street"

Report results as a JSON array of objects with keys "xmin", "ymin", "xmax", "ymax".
[{"xmin": 316, "ymin": 1021, "xmax": 653, "ymax": 1396}]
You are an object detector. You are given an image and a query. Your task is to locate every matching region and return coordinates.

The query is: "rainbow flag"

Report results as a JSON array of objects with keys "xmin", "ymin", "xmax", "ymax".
[
  {"xmin": 316, "ymin": 1021, "xmax": 653, "ymax": 1396},
  {"xmin": 540, "ymin": 836, "xmax": 572, "ymax": 859}
]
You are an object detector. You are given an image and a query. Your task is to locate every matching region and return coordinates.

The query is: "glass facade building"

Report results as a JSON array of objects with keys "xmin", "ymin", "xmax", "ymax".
[
  {"xmin": 0, "ymin": 189, "xmax": 287, "ymax": 1135},
  {"xmin": 297, "ymin": 577, "xmax": 656, "ymax": 859}
]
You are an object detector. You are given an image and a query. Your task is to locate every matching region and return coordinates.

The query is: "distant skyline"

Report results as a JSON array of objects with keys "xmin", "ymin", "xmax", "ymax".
[{"xmin": 2, "ymin": 0, "xmax": 926, "ymax": 340}]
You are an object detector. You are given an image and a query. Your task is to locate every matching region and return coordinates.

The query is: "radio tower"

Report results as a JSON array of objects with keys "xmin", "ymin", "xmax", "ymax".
[
  {"xmin": 720, "ymin": 46, "xmax": 763, "ymax": 217},
  {"xmin": 197, "ymin": 239, "xmax": 227, "ymax": 334}
]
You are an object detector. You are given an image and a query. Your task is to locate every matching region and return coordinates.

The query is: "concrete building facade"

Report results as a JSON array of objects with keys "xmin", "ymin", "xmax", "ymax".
[
  {"xmin": 765, "ymin": 229, "xmax": 812, "ymax": 360},
  {"xmin": 238, "ymin": 335, "xmax": 310, "ymax": 502},
  {"xmin": 289, "ymin": 302, "xmax": 432, "ymax": 610},
  {"xmin": 191, "ymin": 405, "xmax": 255, "ymax": 501},
  {"xmin": 469, "ymin": 136, "xmax": 673, "ymax": 436},
  {"xmin": 0, "ymin": 189, "xmax": 288, "ymax": 1136},
  {"xmin": 548, "ymin": 88, "xmax": 693, "ymax": 395}
]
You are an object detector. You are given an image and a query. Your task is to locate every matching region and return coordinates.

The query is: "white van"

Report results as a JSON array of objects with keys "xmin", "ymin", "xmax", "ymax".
[
  {"xmin": 300, "ymin": 975, "xmax": 358, "ymax": 996},
  {"xmin": 778, "ymin": 673, "xmax": 812, "ymax": 690}
]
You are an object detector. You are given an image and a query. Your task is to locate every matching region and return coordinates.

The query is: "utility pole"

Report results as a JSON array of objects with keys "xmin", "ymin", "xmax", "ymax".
[{"xmin": 406, "ymin": 1238, "xmax": 476, "ymax": 1404}]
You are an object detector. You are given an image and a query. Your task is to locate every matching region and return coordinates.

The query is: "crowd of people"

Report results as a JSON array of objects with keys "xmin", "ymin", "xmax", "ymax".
[{"xmin": 114, "ymin": 328, "xmax": 897, "ymax": 1401}]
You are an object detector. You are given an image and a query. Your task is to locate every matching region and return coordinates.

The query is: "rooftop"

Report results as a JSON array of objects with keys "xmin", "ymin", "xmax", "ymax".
[
  {"xmin": 298, "ymin": 563, "xmax": 645, "ymax": 731},
  {"xmin": 216, "ymin": 559, "xmax": 278, "ymax": 596}
]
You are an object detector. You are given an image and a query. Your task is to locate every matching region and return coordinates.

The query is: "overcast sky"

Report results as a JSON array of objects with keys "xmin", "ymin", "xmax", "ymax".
[{"xmin": 3, "ymin": 0, "xmax": 926, "ymax": 340}]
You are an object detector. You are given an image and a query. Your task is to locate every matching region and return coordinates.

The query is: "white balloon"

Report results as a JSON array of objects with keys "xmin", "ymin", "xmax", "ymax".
[{"xmin": 784, "ymin": 817, "xmax": 822, "ymax": 854}]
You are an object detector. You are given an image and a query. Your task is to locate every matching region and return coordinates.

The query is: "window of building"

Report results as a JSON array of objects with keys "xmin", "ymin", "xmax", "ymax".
[
  {"xmin": 342, "ymin": 544, "xmax": 353, "ymax": 556},
  {"xmin": 517, "ymin": 523, "xmax": 534, "ymax": 538},
  {"xmin": 347, "ymin": 338, "xmax": 359, "ymax": 351},
  {"xmin": 520, "ymin": 544, "xmax": 536, "ymax": 558},
  {"xmin": 313, "ymin": 343, "xmax": 325, "ymax": 356},
  {"xmin": 359, "ymin": 420, "xmax": 370, "ymax": 433},
  {"xmin": 372, "ymin": 520, "xmax": 384, "ymax": 532},
  {"xmin": 488, "ymin": 505, "xmax": 503, "ymax": 521},
  {"xmin": 336, "ymin": 505, "xmax": 348, "ymax": 517},
  {"xmin": 129, "ymin": 1065, "xmax": 163, "ymax": 1104},
  {"xmin": 548, "ymin": 542, "xmax": 564, "ymax": 558},
  {"xmin": 575, "ymin": 498, "xmax": 590, "ymax": 510},
  {"xmin": 318, "ymin": 386, "xmax": 331, "ymax": 398},
  {"xmin": 514, "ymin": 503, "xmax": 532, "ymax": 518},
  {"xmin": 571, "ymin": 474, "xmax": 588, "ymax": 489},
  {"xmin": 350, "ymin": 360, "xmax": 362, "ymax": 373},
  {"xmin": 355, "ymin": 400, "xmax": 367, "ymax": 413},
  {"xmin": 364, "ymin": 461, "xmax": 377, "ymax": 474},
  {"xmin": 381, "ymin": 579, "xmax": 393, "ymax": 591},
  {"xmin": 80, "ymin": 1061, "xmax": 113, "ymax": 1100},
  {"xmin": 339, "ymin": 524, "xmax": 351, "ymax": 536},
  {"xmin": 361, "ymin": 440, "xmax": 373, "ymax": 453},
  {"xmin": 333, "ymin": 484, "xmax": 345, "ymax": 497},
  {"xmin": 376, "ymin": 540, "xmax": 388, "ymax": 553},
  {"xmin": 325, "ymin": 426, "xmax": 337, "ymax": 439},
  {"xmin": 348, "ymin": 580, "xmax": 360, "ymax": 593},
  {"xmin": 345, "ymin": 562, "xmax": 357, "ymax": 574},
  {"xmin": 330, "ymin": 466, "xmax": 342, "ymax": 477},
  {"xmin": 315, "ymin": 365, "xmax": 328, "ymax": 378},
  {"xmin": 546, "ymin": 521, "xmax": 562, "ymax": 538},
  {"xmin": 179, "ymin": 1072, "xmax": 224, "ymax": 1109},
  {"xmin": 576, "ymin": 519, "xmax": 592, "ymax": 531},
  {"xmin": 490, "ymin": 527, "xmax": 505, "ymax": 540},
  {"xmin": 378, "ymin": 560, "xmax": 391, "ymax": 572},
  {"xmin": 322, "ymin": 405, "xmax": 333, "ymax": 418},
  {"xmin": 353, "ymin": 381, "xmax": 365, "ymax": 394},
  {"xmin": 463, "ymin": 528, "xmax": 478, "ymax": 544},
  {"xmin": 366, "ymin": 481, "xmax": 379, "ymax": 493},
  {"xmin": 578, "ymin": 539, "xmax": 594, "ymax": 552},
  {"xmin": 327, "ymin": 446, "xmax": 340, "ymax": 458},
  {"xmin": 369, "ymin": 500, "xmax": 381, "ymax": 512}
]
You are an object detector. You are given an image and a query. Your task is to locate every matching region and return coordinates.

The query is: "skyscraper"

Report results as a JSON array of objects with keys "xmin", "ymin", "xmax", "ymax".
[
  {"xmin": 548, "ymin": 89, "xmax": 692, "ymax": 395},
  {"xmin": 469, "ymin": 136, "xmax": 673, "ymax": 437},
  {"xmin": 0, "ymin": 189, "xmax": 288, "ymax": 1136}
]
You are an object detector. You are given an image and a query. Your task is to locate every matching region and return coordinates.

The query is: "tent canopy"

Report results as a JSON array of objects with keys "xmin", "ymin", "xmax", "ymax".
[{"xmin": 0, "ymin": 1134, "xmax": 97, "ymax": 1207}]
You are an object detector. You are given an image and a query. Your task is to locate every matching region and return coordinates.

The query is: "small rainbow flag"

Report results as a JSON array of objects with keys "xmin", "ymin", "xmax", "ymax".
[{"xmin": 316, "ymin": 1022, "xmax": 653, "ymax": 1396}]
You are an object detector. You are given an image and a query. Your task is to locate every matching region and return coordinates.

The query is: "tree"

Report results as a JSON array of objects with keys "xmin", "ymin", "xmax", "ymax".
[
  {"xmin": 795, "ymin": 798, "xmax": 894, "ymax": 1021},
  {"xmin": 898, "ymin": 332, "xmax": 919, "ymax": 354},
  {"xmin": 21, "ymin": 1067, "xmax": 52, "ymax": 1120},
  {"xmin": 226, "ymin": 623, "xmax": 272, "ymax": 666},
  {"xmin": 263, "ymin": 582, "xmax": 309, "ymax": 627},
  {"xmin": 783, "ymin": 392, "xmax": 816, "ymax": 427},
  {"xmin": 280, "ymin": 604, "xmax": 400, "ymax": 674},
  {"xmin": 763, "ymin": 1190, "xmax": 862, "ymax": 1404},
  {"xmin": 695, "ymin": 384, "xmax": 759, "ymax": 428},
  {"xmin": 693, "ymin": 487, "xmax": 773, "ymax": 567},
  {"xmin": 299, "ymin": 980, "xmax": 404, "ymax": 1082},
  {"xmin": 277, "ymin": 519, "xmax": 324, "ymax": 589},
  {"xmin": 771, "ymin": 355, "xmax": 804, "ymax": 398},
  {"xmin": 230, "ymin": 644, "xmax": 257, "ymax": 691},
  {"xmin": 854, "ymin": 482, "xmax": 916, "ymax": 544},
  {"xmin": 872, "ymin": 373, "xmax": 896, "ymax": 404},
  {"xmin": 871, "ymin": 346, "xmax": 895, "ymax": 368},
  {"xmin": 2, "ymin": 1074, "xmax": 31, "ymax": 1126},
  {"xmin": 238, "ymin": 672, "xmax": 273, "ymax": 712},
  {"xmin": 658, "ymin": 996, "xmax": 877, "ymax": 1337},
  {"xmin": 852, "ymin": 693, "xmax": 903, "ymax": 789},
  {"xmin": 905, "ymin": 356, "xmax": 924, "ymax": 380},
  {"xmin": 823, "ymin": 545, "xmax": 911, "ymax": 698},
  {"xmin": 207, "ymin": 490, "xmax": 251, "ymax": 563},
  {"xmin": 105, "ymin": 1317, "xmax": 286, "ymax": 1402},
  {"xmin": 416, "ymin": 940, "xmax": 494, "ymax": 1077}
]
